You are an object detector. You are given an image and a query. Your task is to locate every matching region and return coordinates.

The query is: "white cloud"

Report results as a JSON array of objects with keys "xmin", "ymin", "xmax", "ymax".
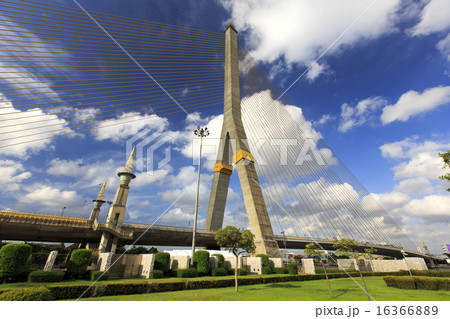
[
  {"xmin": 47, "ymin": 157, "xmax": 118, "ymax": 187},
  {"xmin": 91, "ymin": 112, "xmax": 169, "ymax": 142},
  {"xmin": 379, "ymin": 137, "xmax": 418, "ymax": 159},
  {"xmin": 133, "ymin": 169, "xmax": 172, "ymax": 188},
  {"xmin": 313, "ymin": 114, "xmax": 336, "ymax": 127},
  {"xmin": 159, "ymin": 166, "xmax": 213, "ymax": 213},
  {"xmin": 381, "ymin": 86, "xmax": 450, "ymax": 124},
  {"xmin": 221, "ymin": 0, "xmax": 401, "ymax": 68},
  {"xmin": 380, "ymin": 138, "xmax": 450, "ymax": 181},
  {"xmin": 22, "ymin": 185, "xmax": 83, "ymax": 211},
  {"xmin": 396, "ymin": 195, "xmax": 450, "ymax": 219},
  {"xmin": 394, "ymin": 177, "xmax": 435, "ymax": 196},
  {"xmin": 410, "ymin": 0, "xmax": 450, "ymax": 36},
  {"xmin": 180, "ymin": 114, "xmax": 224, "ymax": 170},
  {"xmin": 367, "ymin": 136, "xmax": 450, "ymax": 251},
  {"xmin": 0, "ymin": 160, "xmax": 31, "ymax": 192},
  {"xmin": 158, "ymin": 207, "xmax": 202, "ymax": 227},
  {"xmin": 0, "ymin": 95, "xmax": 72, "ymax": 157},
  {"xmin": 393, "ymin": 151, "xmax": 447, "ymax": 180},
  {"xmin": 437, "ymin": 33, "xmax": 450, "ymax": 61},
  {"xmin": 364, "ymin": 191, "xmax": 411, "ymax": 212},
  {"xmin": 338, "ymin": 96, "xmax": 386, "ymax": 132},
  {"xmin": 306, "ymin": 61, "xmax": 326, "ymax": 81}
]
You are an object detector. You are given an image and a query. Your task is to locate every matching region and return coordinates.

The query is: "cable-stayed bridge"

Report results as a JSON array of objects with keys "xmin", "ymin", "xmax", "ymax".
[
  {"xmin": 0, "ymin": 210, "xmax": 428, "ymax": 259},
  {"xmin": 0, "ymin": 1, "xmax": 421, "ymax": 259}
]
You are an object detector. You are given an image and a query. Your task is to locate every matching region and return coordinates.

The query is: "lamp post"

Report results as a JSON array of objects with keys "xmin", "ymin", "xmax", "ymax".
[
  {"xmin": 61, "ymin": 206, "xmax": 66, "ymax": 216},
  {"xmin": 281, "ymin": 231, "xmax": 287, "ymax": 265},
  {"xmin": 191, "ymin": 126, "xmax": 209, "ymax": 264}
]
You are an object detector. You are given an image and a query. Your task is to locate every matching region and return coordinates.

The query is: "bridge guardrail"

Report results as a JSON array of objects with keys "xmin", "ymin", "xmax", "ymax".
[
  {"xmin": 0, "ymin": 209, "xmax": 90, "ymax": 225},
  {"xmin": 93, "ymin": 220, "xmax": 133, "ymax": 239},
  {"xmin": 122, "ymin": 222, "xmax": 216, "ymax": 234}
]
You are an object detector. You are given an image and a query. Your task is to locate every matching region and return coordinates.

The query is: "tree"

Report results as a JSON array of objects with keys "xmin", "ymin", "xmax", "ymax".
[
  {"xmin": 126, "ymin": 245, "xmax": 149, "ymax": 254},
  {"xmin": 215, "ymin": 226, "xmax": 256, "ymax": 291},
  {"xmin": 304, "ymin": 243, "xmax": 333, "ymax": 298},
  {"xmin": 439, "ymin": 150, "xmax": 450, "ymax": 192},
  {"xmin": 333, "ymin": 238, "xmax": 371, "ymax": 301}
]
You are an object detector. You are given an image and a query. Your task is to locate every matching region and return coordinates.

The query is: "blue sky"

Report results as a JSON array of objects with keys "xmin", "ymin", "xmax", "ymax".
[{"xmin": 1, "ymin": 0, "xmax": 449, "ymax": 253}]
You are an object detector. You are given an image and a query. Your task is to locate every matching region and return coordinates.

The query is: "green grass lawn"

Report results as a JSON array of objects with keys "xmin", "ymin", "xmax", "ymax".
[
  {"xmin": 0, "ymin": 274, "xmax": 277, "ymax": 289},
  {"xmin": 76, "ymin": 277, "xmax": 450, "ymax": 301}
]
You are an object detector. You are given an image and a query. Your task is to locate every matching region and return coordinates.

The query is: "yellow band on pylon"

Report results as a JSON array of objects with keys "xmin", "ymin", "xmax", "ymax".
[
  {"xmin": 213, "ymin": 162, "xmax": 233, "ymax": 175},
  {"xmin": 233, "ymin": 150, "xmax": 255, "ymax": 164}
]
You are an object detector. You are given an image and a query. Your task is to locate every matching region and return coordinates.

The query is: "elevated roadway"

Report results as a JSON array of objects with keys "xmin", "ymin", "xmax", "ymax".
[{"xmin": 0, "ymin": 210, "xmax": 429, "ymax": 260}]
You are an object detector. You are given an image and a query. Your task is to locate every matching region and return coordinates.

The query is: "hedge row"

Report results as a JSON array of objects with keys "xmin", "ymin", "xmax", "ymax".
[
  {"xmin": 211, "ymin": 268, "xmax": 228, "ymax": 277},
  {"xmin": 316, "ymin": 269, "xmax": 359, "ymax": 274},
  {"xmin": 384, "ymin": 276, "xmax": 450, "ymax": 291},
  {"xmin": 401, "ymin": 270, "xmax": 450, "ymax": 278},
  {"xmin": 227, "ymin": 268, "xmax": 248, "ymax": 276},
  {"xmin": 0, "ymin": 271, "xmax": 407, "ymax": 300},
  {"xmin": 0, "ymin": 286, "xmax": 53, "ymax": 301},
  {"xmin": 29, "ymin": 270, "xmax": 65, "ymax": 283}
]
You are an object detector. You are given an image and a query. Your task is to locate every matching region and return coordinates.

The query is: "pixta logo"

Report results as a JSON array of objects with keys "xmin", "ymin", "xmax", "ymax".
[{"xmin": 126, "ymin": 129, "xmax": 172, "ymax": 175}]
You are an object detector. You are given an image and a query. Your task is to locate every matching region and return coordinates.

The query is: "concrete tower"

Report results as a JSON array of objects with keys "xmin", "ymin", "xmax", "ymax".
[
  {"xmin": 89, "ymin": 180, "xmax": 106, "ymax": 221},
  {"xmin": 99, "ymin": 148, "xmax": 136, "ymax": 253},
  {"xmin": 205, "ymin": 23, "xmax": 281, "ymax": 257}
]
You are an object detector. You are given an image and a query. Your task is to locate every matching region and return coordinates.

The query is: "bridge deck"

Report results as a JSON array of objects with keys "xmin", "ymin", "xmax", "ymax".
[{"xmin": 0, "ymin": 210, "xmax": 429, "ymax": 259}]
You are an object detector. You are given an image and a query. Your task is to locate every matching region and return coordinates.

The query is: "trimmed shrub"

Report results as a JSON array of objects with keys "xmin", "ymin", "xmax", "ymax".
[
  {"xmin": 238, "ymin": 277, "xmax": 263, "ymax": 286},
  {"xmin": 48, "ymin": 285, "xmax": 95, "ymax": 300},
  {"xmin": 287, "ymin": 263, "xmax": 298, "ymax": 275},
  {"xmin": 151, "ymin": 281, "xmax": 185, "ymax": 292},
  {"xmin": 193, "ymin": 250, "xmax": 210, "ymax": 276},
  {"xmin": 436, "ymin": 278, "xmax": 450, "ymax": 291},
  {"xmin": 0, "ymin": 244, "xmax": 32, "ymax": 280},
  {"xmin": 29, "ymin": 270, "xmax": 64, "ymax": 283},
  {"xmin": 176, "ymin": 268, "xmax": 198, "ymax": 278},
  {"xmin": 212, "ymin": 254, "xmax": 225, "ymax": 268},
  {"xmin": 0, "ymin": 286, "xmax": 53, "ymax": 301},
  {"xmin": 187, "ymin": 279, "xmax": 234, "ymax": 289},
  {"xmin": 262, "ymin": 266, "xmax": 273, "ymax": 274},
  {"xmin": 396, "ymin": 277, "xmax": 416, "ymax": 289},
  {"xmin": 150, "ymin": 270, "xmax": 164, "ymax": 279},
  {"xmin": 383, "ymin": 276, "xmax": 450, "ymax": 291},
  {"xmin": 383, "ymin": 276, "xmax": 398, "ymax": 288},
  {"xmin": 90, "ymin": 271, "xmax": 109, "ymax": 281},
  {"xmin": 154, "ymin": 252, "xmax": 170, "ymax": 274},
  {"xmin": 410, "ymin": 270, "xmax": 450, "ymax": 277},
  {"xmin": 66, "ymin": 249, "xmax": 92, "ymax": 276},
  {"xmin": 414, "ymin": 277, "xmax": 438, "ymax": 290},
  {"xmin": 102, "ymin": 283, "xmax": 150, "ymax": 296},
  {"xmin": 272, "ymin": 267, "xmax": 288, "ymax": 274},
  {"xmin": 256, "ymin": 254, "xmax": 270, "ymax": 268},
  {"xmin": 227, "ymin": 268, "xmax": 248, "ymax": 276},
  {"xmin": 211, "ymin": 268, "xmax": 228, "ymax": 276},
  {"xmin": 316, "ymin": 268, "xmax": 356, "ymax": 274}
]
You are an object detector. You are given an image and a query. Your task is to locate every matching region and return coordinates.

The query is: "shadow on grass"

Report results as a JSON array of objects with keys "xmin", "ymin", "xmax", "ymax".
[
  {"xmin": 332, "ymin": 289, "xmax": 351, "ymax": 298},
  {"xmin": 263, "ymin": 283, "xmax": 301, "ymax": 289}
]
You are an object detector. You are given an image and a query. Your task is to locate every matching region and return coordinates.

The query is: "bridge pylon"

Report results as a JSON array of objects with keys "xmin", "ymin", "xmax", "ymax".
[
  {"xmin": 205, "ymin": 23, "xmax": 281, "ymax": 257},
  {"xmin": 89, "ymin": 180, "xmax": 106, "ymax": 221},
  {"xmin": 98, "ymin": 147, "xmax": 136, "ymax": 253}
]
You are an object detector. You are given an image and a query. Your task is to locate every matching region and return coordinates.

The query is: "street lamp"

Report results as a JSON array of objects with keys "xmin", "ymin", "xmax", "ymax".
[
  {"xmin": 281, "ymin": 231, "xmax": 287, "ymax": 265},
  {"xmin": 61, "ymin": 206, "xmax": 66, "ymax": 216},
  {"xmin": 191, "ymin": 126, "xmax": 209, "ymax": 264}
]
